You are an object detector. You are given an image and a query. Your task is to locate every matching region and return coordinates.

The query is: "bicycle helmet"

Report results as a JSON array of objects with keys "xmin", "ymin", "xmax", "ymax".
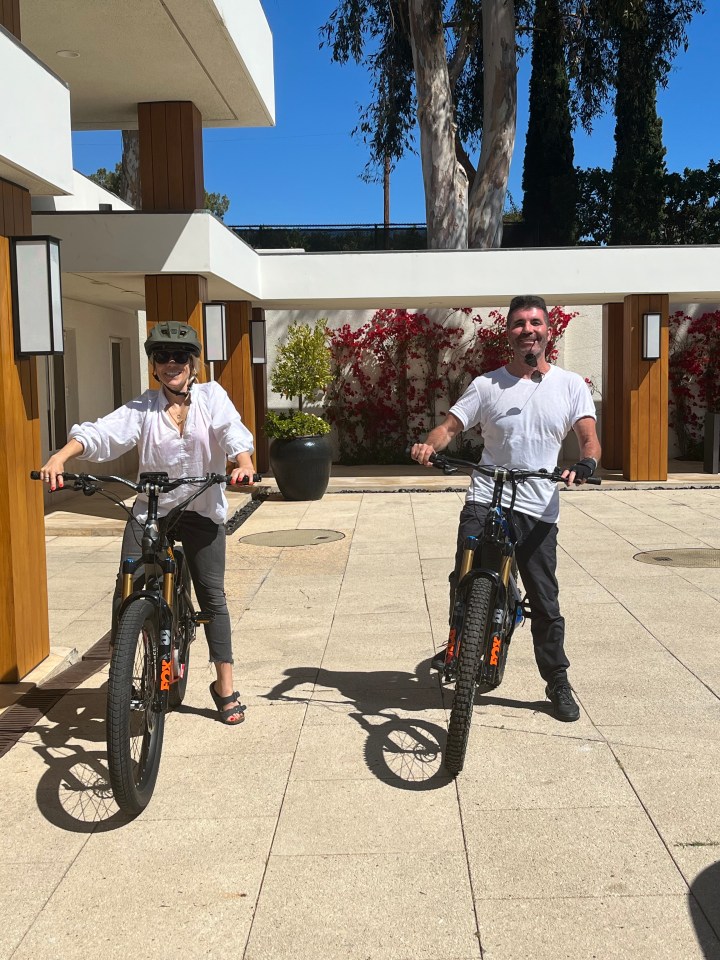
[{"xmin": 144, "ymin": 321, "xmax": 202, "ymax": 358}]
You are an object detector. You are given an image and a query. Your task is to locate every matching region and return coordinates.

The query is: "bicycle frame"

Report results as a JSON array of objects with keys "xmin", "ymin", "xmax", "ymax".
[{"xmin": 445, "ymin": 467, "xmax": 524, "ymax": 684}]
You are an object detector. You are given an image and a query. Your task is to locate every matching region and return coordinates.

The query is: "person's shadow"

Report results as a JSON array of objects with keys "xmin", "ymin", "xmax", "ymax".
[
  {"xmin": 265, "ymin": 660, "xmax": 450, "ymax": 791},
  {"xmin": 689, "ymin": 859, "xmax": 720, "ymax": 957}
]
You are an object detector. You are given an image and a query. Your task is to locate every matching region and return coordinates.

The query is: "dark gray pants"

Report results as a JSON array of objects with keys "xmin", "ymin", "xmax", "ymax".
[
  {"xmin": 452, "ymin": 501, "xmax": 569, "ymax": 684},
  {"xmin": 113, "ymin": 510, "xmax": 233, "ymax": 664}
]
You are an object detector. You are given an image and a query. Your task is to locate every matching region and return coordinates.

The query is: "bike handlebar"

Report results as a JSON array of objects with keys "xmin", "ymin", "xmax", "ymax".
[
  {"xmin": 426, "ymin": 452, "xmax": 602, "ymax": 485},
  {"xmin": 30, "ymin": 471, "xmax": 262, "ymax": 492}
]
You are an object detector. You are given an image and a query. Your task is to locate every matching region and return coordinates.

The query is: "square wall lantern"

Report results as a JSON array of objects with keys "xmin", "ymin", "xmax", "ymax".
[
  {"xmin": 10, "ymin": 236, "xmax": 64, "ymax": 358},
  {"xmin": 251, "ymin": 319, "xmax": 267, "ymax": 364},
  {"xmin": 642, "ymin": 312, "xmax": 662, "ymax": 361},
  {"xmin": 203, "ymin": 302, "xmax": 227, "ymax": 362}
]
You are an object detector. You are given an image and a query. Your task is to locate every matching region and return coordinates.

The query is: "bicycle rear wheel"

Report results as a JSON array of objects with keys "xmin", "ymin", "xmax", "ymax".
[
  {"xmin": 445, "ymin": 577, "xmax": 493, "ymax": 776},
  {"xmin": 169, "ymin": 549, "xmax": 194, "ymax": 709},
  {"xmin": 107, "ymin": 598, "xmax": 165, "ymax": 814}
]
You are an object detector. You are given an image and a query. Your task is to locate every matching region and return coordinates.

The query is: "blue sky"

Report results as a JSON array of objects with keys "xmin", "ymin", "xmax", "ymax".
[{"xmin": 71, "ymin": 1, "xmax": 720, "ymax": 226}]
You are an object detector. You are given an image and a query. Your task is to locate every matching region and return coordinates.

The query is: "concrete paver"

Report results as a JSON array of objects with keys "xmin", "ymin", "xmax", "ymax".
[{"xmin": 2, "ymin": 474, "xmax": 720, "ymax": 958}]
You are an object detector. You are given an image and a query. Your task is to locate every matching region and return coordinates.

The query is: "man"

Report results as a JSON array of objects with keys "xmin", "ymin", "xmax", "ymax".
[{"xmin": 411, "ymin": 295, "xmax": 601, "ymax": 722}]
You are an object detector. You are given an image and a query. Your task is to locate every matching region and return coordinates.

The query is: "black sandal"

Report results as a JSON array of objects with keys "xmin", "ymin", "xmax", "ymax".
[{"xmin": 209, "ymin": 682, "xmax": 246, "ymax": 725}]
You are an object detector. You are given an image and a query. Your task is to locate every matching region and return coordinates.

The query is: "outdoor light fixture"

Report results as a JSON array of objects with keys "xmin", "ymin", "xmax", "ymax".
[
  {"xmin": 251, "ymin": 319, "xmax": 267, "ymax": 364},
  {"xmin": 642, "ymin": 312, "xmax": 662, "ymax": 361},
  {"xmin": 10, "ymin": 236, "xmax": 64, "ymax": 358},
  {"xmin": 203, "ymin": 302, "xmax": 227, "ymax": 362}
]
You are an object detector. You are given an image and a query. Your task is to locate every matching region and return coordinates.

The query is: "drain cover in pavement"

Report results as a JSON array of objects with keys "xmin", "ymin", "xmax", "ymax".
[
  {"xmin": 634, "ymin": 548, "xmax": 720, "ymax": 568},
  {"xmin": 239, "ymin": 529, "xmax": 345, "ymax": 547}
]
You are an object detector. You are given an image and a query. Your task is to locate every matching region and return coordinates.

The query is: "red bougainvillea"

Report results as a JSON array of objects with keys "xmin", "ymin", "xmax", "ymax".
[
  {"xmin": 325, "ymin": 306, "xmax": 579, "ymax": 464},
  {"xmin": 669, "ymin": 309, "xmax": 720, "ymax": 458}
]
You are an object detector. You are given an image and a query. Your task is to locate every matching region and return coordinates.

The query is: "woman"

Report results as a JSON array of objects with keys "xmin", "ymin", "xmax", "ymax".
[{"xmin": 39, "ymin": 320, "xmax": 254, "ymax": 725}]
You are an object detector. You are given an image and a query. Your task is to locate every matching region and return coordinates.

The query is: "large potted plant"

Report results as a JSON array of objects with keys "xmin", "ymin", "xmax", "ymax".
[{"xmin": 266, "ymin": 319, "xmax": 333, "ymax": 500}]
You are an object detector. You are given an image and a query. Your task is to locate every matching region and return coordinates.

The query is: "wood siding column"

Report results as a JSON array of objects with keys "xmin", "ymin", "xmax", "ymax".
[
  {"xmin": 623, "ymin": 294, "xmax": 669, "ymax": 481},
  {"xmin": 0, "ymin": 181, "xmax": 50, "ymax": 681},
  {"xmin": 215, "ymin": 302, "xmax": 257, "ymax": 467},
  {"xmin": 138, "ymin": 102, "xmax": 204, "ymax": 212},
  {"xmin": 139, "ymin": 102, "xmax": 208, "ymax": 385},
  {"xmin": 144, "ymin": 274, "xmax": 208, "ymax": 383},
  {"xmin": 0, "ymin": 0, "xmax": 21, "ymax": 38},
  {"xmin": 601, "ymin": 302, "xmax": 624, "ymax": 470}
]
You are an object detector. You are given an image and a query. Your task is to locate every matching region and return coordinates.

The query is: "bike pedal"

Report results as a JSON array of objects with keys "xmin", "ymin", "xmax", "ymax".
[{"xmin": 192, "ymin": 611, "xmax": 216, "ymax": 625}]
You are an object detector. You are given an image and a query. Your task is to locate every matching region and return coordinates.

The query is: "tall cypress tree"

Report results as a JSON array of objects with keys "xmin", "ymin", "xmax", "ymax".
[
  {"xmin": 609, "ymin": 2, "xmax": 668, "ymax": 244},
  {"xmin": 522, "ymin": 0, "xmax": 577, "ymax": 246}
]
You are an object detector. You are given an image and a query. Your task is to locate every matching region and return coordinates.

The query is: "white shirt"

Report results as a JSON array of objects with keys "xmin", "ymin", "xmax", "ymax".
[
  {"xmin": 69, "ymin": 381, "xmax": 254, "ymax": 523},
  {"xmin": 449, "ymin": 365, "xmax": 596, "ymax": 522}
]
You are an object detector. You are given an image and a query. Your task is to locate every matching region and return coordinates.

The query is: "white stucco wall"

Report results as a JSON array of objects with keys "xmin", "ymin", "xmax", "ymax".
[
  {"xmin": 32, "ymin": 171, "xmax": 134, "ymax": 212},
  {"xmin": 0, "ymin": 28, "xmax": 73, "ymax": 195}
]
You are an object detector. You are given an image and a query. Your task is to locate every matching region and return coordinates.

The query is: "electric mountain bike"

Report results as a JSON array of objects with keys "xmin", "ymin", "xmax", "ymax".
[
  {"xmin": 32, "ymin": 469, "xmax": 259, "ymax": 814},
  {"xmin": 427, "ymin": 453, "xmax": 600, "ymax": 776}
]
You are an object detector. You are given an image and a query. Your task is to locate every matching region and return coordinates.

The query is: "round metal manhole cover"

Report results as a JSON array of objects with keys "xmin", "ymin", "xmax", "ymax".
[
  {"xmin": 238, "ymin": 529, "xmax": 345, "ymax": 547},
  {"xmin": 634, "ymin": 548, "xmax": 720, "ymax": 568}
]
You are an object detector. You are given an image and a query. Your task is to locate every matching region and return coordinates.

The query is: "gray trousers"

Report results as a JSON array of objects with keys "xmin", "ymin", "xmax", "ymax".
[
  {"xmin": 113, "ymin": 510, "xmax": 233, "ymax": 664},
  {"xmin": 452, "ymin": 501, "xmax": 569, "ymax": 684}
]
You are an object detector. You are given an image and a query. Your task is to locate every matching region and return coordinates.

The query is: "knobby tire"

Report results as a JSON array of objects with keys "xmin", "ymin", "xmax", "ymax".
[
  {"xmin": 445, "ymin": 578, "xmax": 493, "ymax": 776},
  {"xmin": 107, "ymin": 598, "xmax": 165, "ymax": 814}
]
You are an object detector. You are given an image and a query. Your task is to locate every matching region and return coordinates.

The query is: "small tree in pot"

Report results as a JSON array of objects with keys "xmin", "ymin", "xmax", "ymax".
[{"xmin": 266, "ymin": 319, "xmax": 333, "ymax": 500}]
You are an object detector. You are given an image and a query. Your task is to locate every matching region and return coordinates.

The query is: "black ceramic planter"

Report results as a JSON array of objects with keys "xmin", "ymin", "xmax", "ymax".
[{"xmin": 269, "ymin": 435, "xmax": 332, "ymax": 500}]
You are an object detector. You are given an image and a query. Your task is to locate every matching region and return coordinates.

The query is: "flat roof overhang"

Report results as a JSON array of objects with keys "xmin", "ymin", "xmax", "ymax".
[
  {"xmin": 20, "ymin": 0, "xmax": 274, "ymax": 129},
  {"xmin": 31, "ymin": 211, "xmax": 720, "ymax": 313},
  {"xmin": 257, "ymin": 245, "xmax": 720, "ymax": 309},
  {"xmin": 32, "ymin": 210, "xmax": 261, "ymax": 313}
]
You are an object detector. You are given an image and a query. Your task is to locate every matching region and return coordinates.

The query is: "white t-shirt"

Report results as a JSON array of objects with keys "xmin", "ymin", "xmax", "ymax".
[
  {"xmin": 449, "ymin": 365, "xmax": 596, "ymax": 522},
  {"xmin": 69, "ymin": 381, "xmax": 254, "ymax": 523}
]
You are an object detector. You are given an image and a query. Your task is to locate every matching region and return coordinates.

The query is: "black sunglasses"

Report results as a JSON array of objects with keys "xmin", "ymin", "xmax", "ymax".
[{"xmin": 152, "ymin": 350, "xmax": 192, "ymax": 365}]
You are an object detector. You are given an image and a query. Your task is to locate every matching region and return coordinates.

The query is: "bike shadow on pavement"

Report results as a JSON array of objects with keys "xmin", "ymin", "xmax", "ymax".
[
  {"xmin": 689, "ymin": 859, "xmax": 720, "ymax": 956},
  {"xmin": 263, "ymin": 662, "xmax": 451, "ymax": 791},
  {"xmin": 28, "ymin": 683, "xmax": 131, "ymax": 833}
]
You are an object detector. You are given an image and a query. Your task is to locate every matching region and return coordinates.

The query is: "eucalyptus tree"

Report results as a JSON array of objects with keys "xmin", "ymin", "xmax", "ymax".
[{"xmin": 323, "ymin": 0, "xmax": 532, "ymax": 249}]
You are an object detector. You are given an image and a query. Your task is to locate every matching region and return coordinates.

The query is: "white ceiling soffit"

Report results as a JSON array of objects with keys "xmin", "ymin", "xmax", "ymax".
[{"xmin": 20, "ymin": 0, "xmax": 275, "ymax": 130}]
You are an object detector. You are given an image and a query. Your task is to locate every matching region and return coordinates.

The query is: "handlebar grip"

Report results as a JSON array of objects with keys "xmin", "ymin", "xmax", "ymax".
[
  {"xmin": 585, "ymin": 477, "xmax": 602, "ymax": 485},
  {"xmin": 30, "ymin": 471, "xmax": 41, "ymax": 480},
  {"xmin": 225, "ymin": 474, "xmax": 263, "ymax": 485}
]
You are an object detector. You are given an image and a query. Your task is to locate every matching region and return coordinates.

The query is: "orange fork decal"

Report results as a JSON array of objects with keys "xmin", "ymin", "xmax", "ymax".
[
  {"xmin": 489, "ymin": 635, "xmax": 502, "ymax": 666},
  {"xmin": 160, "ymin": 659, "xmax": 172, "ymax": 691},
  {"xmin": 447, "ymin": 627, "xmax": 457, "ymax": 660}
]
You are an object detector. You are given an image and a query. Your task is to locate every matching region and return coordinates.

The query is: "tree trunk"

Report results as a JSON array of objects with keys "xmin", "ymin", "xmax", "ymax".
[
  {"xmin": 407, "ymin": 0, "xmax": 468, "ymax": 249},
  {"xmin": 468, "ymin": 0, "xmax": 517, "ymax": 248},
  {"xmin": 120, "ymin": 130, "xmax": 141, "ymax": 208}
]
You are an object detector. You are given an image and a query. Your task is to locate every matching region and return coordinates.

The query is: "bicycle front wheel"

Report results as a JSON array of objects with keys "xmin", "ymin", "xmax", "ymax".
[
  {"xmin": 107, "ymin": 598, "xmax": 165, "ymax": 814},
  {"xmin": 445, "ymin": 577, "xmax": 493, "ymax": 776}
]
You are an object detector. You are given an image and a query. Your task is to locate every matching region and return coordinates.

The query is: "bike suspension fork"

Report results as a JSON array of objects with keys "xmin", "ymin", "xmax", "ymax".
[{"xmin": 155, "ymin": 555, "xmax": 176, "ymax": 712}]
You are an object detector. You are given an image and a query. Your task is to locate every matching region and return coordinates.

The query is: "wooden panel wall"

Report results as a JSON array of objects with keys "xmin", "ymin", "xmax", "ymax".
[
  {"xmin": 623, "ymin": 294, "xmax": 669, "ymax": 481},
  {"xmin": 0, "ymin": 182, "xmax": 50, "ymax": 680},
  {"xmin": 0, "ymin": 177, "xmax": 32, "ymax": 238},
  {"xmin": 144, "ymin": 274, "xmax": 208, "ymax": 384},
  {"xmin": 0, "ymin": 0, "xmax": 21, "ymax": 38},
  {"xmin": 601, "ymin": 303, "xmax": 624, "ymax": 470},
  {"xmin": 138, "ymin": 102, "xmax": 204, "ymax": 212},
  {"xmin": 215, "ymin": 301, "xmax": 257, "ymax": 467}
]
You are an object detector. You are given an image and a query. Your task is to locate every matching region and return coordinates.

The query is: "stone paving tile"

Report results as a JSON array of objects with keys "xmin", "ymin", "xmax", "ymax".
[
  {"xmin": 465, "ymin": 806, "xmax": 687, "ymax": 902},
  {"xmin": 476, "ymin": 896, "xmax": 720, "ymax": 960},
  {"xmin": 244, "ymin": 852, "xmax": 479, "ymax": 960}
]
